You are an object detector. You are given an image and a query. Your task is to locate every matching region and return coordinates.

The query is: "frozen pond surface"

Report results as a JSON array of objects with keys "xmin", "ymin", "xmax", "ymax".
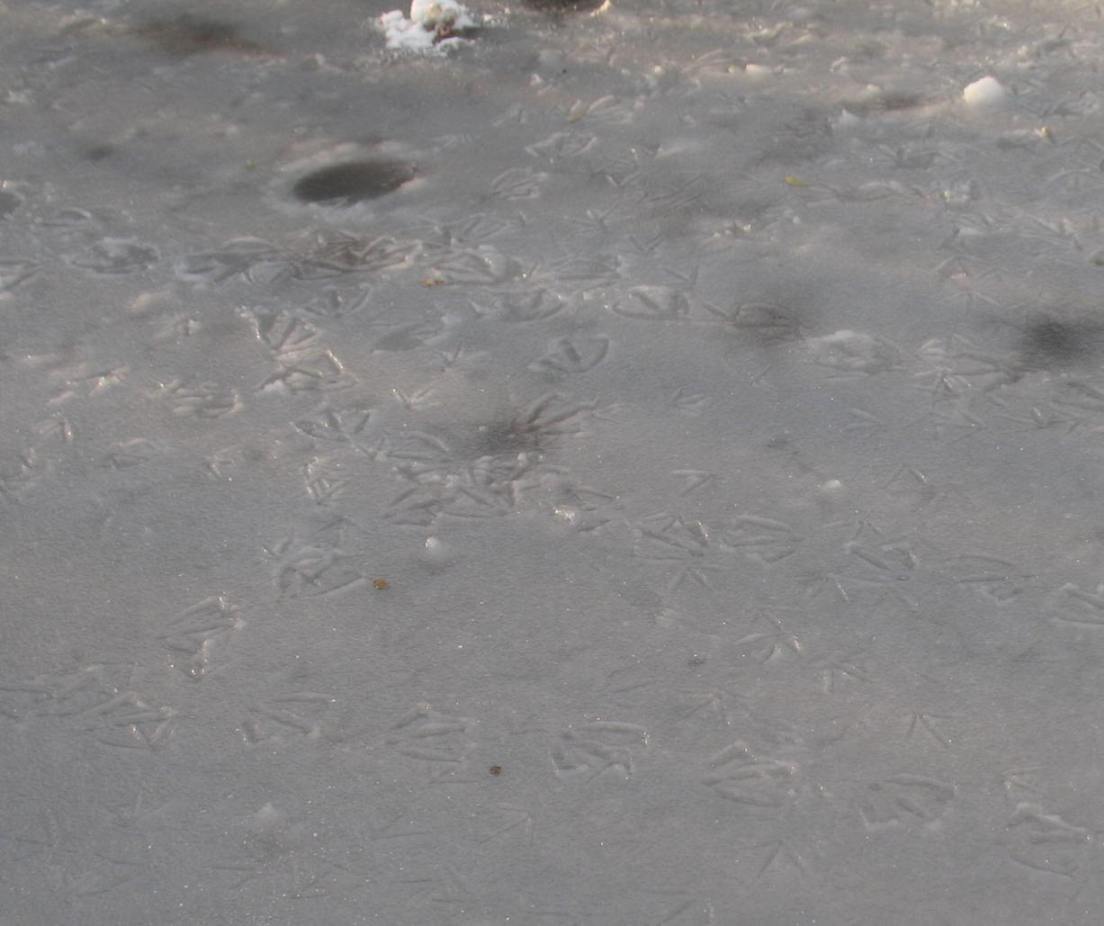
[{"xmin": 4, "ymin": 0, "xmax": 1104, "ymax": 922}]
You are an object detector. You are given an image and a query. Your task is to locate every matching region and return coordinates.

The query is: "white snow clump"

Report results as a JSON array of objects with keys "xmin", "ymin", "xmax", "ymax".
[
  {"xmin": 379, "ymin": 0, "xmax": 477, "ymax": 53},
  {"xmin": 962, "ymin": 75, "xmax": 1007, "ymax": 109}
]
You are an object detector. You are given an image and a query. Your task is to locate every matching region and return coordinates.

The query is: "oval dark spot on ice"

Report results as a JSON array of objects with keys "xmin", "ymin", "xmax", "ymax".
[
  {"xmin": 0, "ymin": 191, "xmax": 21, "ymax": 218},
  {"xmin": 133, "ymin": 16, "xmax": 265, "ymax": 57},
  {"xmin": 524, "ymin": 0, "xmax": 608, "ymax": 13},
  {"xmin": 83, "ymin": 144, "xmax": 114, "ymax": 162},
  {"xmin": 1018, "ymin": 317, "xmax": 1104, "ymax": 369},
  {"xmin": 292, "ymin": 160, "xmax": 416, "ymax": 206}
]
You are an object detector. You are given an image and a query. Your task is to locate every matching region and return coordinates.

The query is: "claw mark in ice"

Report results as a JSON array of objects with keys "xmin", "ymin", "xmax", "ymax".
[
  {"xmin": 805, "ymin": 329, "xmax": 900, "ymax": 374},
  {"xmin": 733, "ymin": 612, "xmax": 803, "ymax": 664},
  {"xmin": 830, "ymin": 525, "xmax": 926, "ymax": 611},
  {"xmin": 676, "ymin": 682, "xmax": 752, "ymax": 729},
  {"xmin": 101, "ymin": 438, "xmax": 164, "ymax": 470},
  {"xmin": 241, "ymin": 691, "xmax": 336, "ymax": 745},
  {"xmin": 299, "ymin": 231, "xmax": 420, "ymax": 275},
  {"xmin": 634, "ymin": 514, "xmax": 735, "ymax": 591},
  {"xmin": 471, "ymin": 287, "xmax": 565, "ymax": 323},
  {"xmin": 156, "ymin": 379, "xmax": 241, "ymax": 418},
  {"xmin": 526, "ymin": 131, "xmax": 597, "ymax": 159},
  {"xmin": 882, "ymin": 464, "xmax": 972, "ymax": 512},
  {"xmin": 551, "ymin": 721, "xmax": 648, "ymax": 782},
  {"xmin": 0, "ymin": 664, "xmax": 174, "ymax": 750},
  {"xmin": 0, "ymin": 257, "xmax": 38, "ymax": 293},
  {"xmin": 297, "ymin": 285, "xmax": 374, "ymax": 320},
  {"xmin": 246, "ymin": 308, "xmax": 354, "ymax": 393},
  {"xmin": 532, "ymin": 253, "xmax": 620, "ymax": 290},
  {"xmin": 702, "ymin": 741, "xmax": 798, "ymax": 808},
  {"xmin": 293, "ymin": 404, "xmax": 374, "ymax": 448},
  {"xmin": 67, "ymin": 239, "xmax": 158, "ymax": 275},
  {"xmin": 175, "ymin": 238, "xmax": 282, "ymax": 285},
  {"xmin": 478, "ymin": 804, "xmax": 535, "ymax": 846},
  {"xmin": 490, "ymin": 167, "xmax": 548, "ymax": 200},
  {"xmin": 721, "ymin": 515, "xmax": 802, "ymax": 565},
  {"xmin": 266, "ymin": 532, "xmax": 368, "ymax": 598},
  {"xmin": 905, "ymin": 711, "xmax": 953, "ymax": 748},
  {"xmin": 747, "ymin": 837, "xmax": 808, "ymax": 878},
  {"xmin": 947, "ymin": 554, "xmax": 1029, "ymax": 604},
  {"xmin": 673, "ymin": 469, "xmax": 716, "ymax": 496},
  {"xmin": 249, "ymin": 309, "xmax": 320, "ymax": 358},
  {"xmin": 1053, "ymin": 582, "xmax": 1104, "ymax": 626},
  {"xmin": 565, "ymin": 95, "xmax": 632, "ymax": 126},
  {"xmin": 303, "ymin": 456, "xmax": 348, "ymax": 504},
  {"xmin": 0, "ymin": 447, "xmax": 46, "ymax": 502},
  {"xmin": 612, "ymin": 285, "xmax": 690, "ymax": 321},
  {"xmin": 385, "ymin": 453, "xmax": 537, "ymax": 524},
  {"xmin": 386, "ymin": 704, "xmax": 475, "ymax": 771},
  {"xmin": 161, "ymin": 596, "xmax": 244, "ymax": 681},
  {"xmin": 1005, "ymin": 803, "xmax": 1093, "ymax": 877},
  {"xmin": 705, "ymin": 302, "xmax": 803, "ymax": 345},
  {"xmin": 858, "ymin": 775, "xmax": 955, "ymax": 829},
  {"xmin": 261, "ymin": 349, "xmax": 351, "ymax": 393},
  {"xmin": 842, "ymin": 408, "xmax": 887, "ymax": 436},
  {"xmin": 915, "ymin": 336, "xmax": 1016, "ymax": 395},
  {"xmin": 427, "ymin": 245, "xmax": 524, "ymax": 286},
  {"xmin": 670, "ymin": 387, "xmax": 713, "ymax": 416},
  {"xmin": 808, "ymin": 651, "xmax": 868, "ymax": 692},
  {"xmin": 529, "ymin": 334, "xmax": 609, "ymax": 374}
]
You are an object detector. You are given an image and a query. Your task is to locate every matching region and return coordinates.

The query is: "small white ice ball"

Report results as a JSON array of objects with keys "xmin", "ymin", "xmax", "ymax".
[
  {"xmin": 963, "ymin": 76, "xmax": 1007, "ymax": 109},
  {"xmin": 420, "ymin": 536, "xmax": 454, "ymax": 568}
]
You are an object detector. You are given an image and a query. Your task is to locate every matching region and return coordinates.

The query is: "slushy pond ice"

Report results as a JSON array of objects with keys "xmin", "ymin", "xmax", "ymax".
[{"xmin": 5, "ymin": 0, "xmax": 1104, "ymax": 922}]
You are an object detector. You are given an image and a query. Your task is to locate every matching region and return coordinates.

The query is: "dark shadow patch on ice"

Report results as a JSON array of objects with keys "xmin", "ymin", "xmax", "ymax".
[
  {"xmin": 0, "ymin": 191, "xmax": 21, "ymax": 219},
  {"xmin": 523, "ymin": 0, "xmax": 609, "ymax": 14},
  {"xmin": 81, "ymin": 144, "xmax": 115, "ymax": 163},
  {"xmin": 842, "ymin": 92, "xmax": 928, "ymax": 117},
  {"xmin": 706, "ymin": 302, "xmax": 806, "ymax": 347},
  {"xmin": 1017, "ymin": 317, "xmax": 1104, "ymax": 370},
  {"xmin": 291, "ymin": 160, "xmax": 416, "ymax": 206},
  {"xmin": 131, "ymin": 16, "xmax": 267, "ymax": 57}
]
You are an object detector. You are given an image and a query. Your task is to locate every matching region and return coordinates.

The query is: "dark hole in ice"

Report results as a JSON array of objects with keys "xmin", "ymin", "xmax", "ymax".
[
  {"xmin": 132, "ymin": 16, "xmax": 265, "ymax": 57},
  {"xmin": 0, "ymin": 191, "xmax": 21, "ymax": 218},
  {"xmin": 524, "ymin": 0, "xmax": 608, "ymax": 13},
  {"xmin": 292, "ymin": 160, "xmax": 416, "ymax": 205},
  {"xmin": 1018, "ymin": 318, "xmax": 1102, "ymax": 368}
]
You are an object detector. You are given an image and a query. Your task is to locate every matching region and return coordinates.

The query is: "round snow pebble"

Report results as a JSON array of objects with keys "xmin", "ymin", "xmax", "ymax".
[{"xmin": 963, "ymin": 76, "xmax": 1006, "ymax": 108}]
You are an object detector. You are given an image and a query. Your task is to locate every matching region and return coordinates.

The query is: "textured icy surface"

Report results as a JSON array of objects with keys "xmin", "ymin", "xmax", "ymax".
[{"xmin": 4, "ymin": 0, "xmax": 1104, "ymax": 923}]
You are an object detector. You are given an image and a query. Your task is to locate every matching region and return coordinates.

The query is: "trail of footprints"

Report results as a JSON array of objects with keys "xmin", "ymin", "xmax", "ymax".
[{"xmin": 7, "ymin": 0, "xmax": 1104, "ymax": 914}]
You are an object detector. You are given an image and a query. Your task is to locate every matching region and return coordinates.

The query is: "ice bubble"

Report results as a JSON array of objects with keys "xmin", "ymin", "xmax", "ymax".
[{"xmin": 963, "ymin": 75, "xmax": 1007, "ymax": 109}]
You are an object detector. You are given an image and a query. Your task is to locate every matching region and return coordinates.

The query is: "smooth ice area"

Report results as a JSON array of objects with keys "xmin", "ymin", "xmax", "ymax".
[{"xmin": 4, "ymin": 0, "xmax": 1104, "ymax": 923}]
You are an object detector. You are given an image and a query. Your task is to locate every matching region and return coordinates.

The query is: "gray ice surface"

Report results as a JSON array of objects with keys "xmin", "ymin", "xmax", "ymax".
[{"xmin": 3, "ymin": 0, "xmax": 1104, "ymax": 923}]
